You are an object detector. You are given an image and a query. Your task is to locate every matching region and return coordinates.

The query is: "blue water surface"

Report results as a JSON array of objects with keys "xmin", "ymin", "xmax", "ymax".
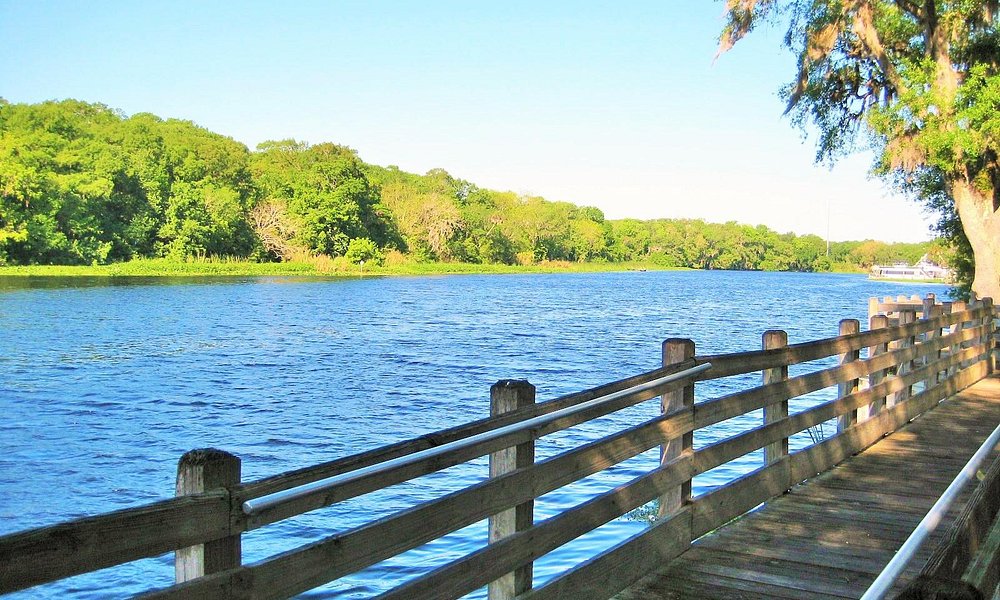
[{"xmin": 0, "ymin": 271, "xmax": 949, "ymax": 598}]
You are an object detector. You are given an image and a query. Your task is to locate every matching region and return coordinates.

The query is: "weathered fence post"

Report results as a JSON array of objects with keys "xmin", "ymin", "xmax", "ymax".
[
  {"xmin": 982, "ymin": 297, "xmax": 995, "ymax": 374},
  {"xmin": 941, "ymin": 301, "xmax": 954, "ymax": 380},
  {"xmin": 922, "ymin": 293, "xmax": 936, "ymax": 319},
  {"xmin": 176, "ymin": 449, "xmax": 241, "ymax": 583},
  {"xmin": 658, "ymin": 338, "xmax": 695, "ymax": 518},
  {"xmin": 488, "ymin": 379, "xmax": 536, "ymax": 600},
  {"xmin": 762, "ymin": 330, "xmax": 788, "ymax": 464},
  {"xmin": 921, "ymin": 294, "xmax": 938, "ymax": 393},
  {"xmin": 837, "ymin": 319, "xmax": 860, "ymax": 432},
  {"xmin": 950, "ymin": 301, "xmax": 967, "ymax": 376},
  {"xmin": 866, "ymin": 315, "xmax": 890, "ymax": 420},
  {"xmin": 868, "ymin": 297, "xmax": 880, "ymax": 323},
  {"xmin": 891, "ymin": 310, "xmax": 917, "ymax": 407}
]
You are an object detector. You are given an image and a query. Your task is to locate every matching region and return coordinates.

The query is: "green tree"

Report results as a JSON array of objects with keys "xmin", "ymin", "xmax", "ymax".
[
  {"xmin": 251, "ymin": 141, "xmax": 398, "ymax": 258},
  {"xmin": 721, "ymin": 0, "xmax": 1000, "ymax": 298},
  {"xmin": 0, "ymin": 100, "xmax": 121, "ymax": 264},
  {"xmin": 608, "ymin": 219, "xmax": 651, "ymax": 261},
  {"xmin": 344, "ymin": 237, "xmax": 383, "ymax": 265},
  {"xmin": 849, "ymin": 239, "xmax": 893, "ymax": 268},
  {"xmin": 791, "ymin": 234, "xmax": 830, "ymax": 271}
]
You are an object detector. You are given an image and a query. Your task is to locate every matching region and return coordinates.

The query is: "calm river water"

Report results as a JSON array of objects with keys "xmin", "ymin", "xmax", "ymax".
[{"xmin": 0, "ymin": 271, "xmax": 949, "ymax": 598}]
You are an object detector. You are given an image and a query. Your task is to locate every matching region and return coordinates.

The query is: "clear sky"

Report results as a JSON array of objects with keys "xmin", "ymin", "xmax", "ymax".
[{"xmin": 0, "ymin": 0, "xmax": 936, "ymax": 243}]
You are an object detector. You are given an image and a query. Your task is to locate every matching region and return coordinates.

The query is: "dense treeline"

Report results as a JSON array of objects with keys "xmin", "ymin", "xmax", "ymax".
[{"xmin": 0, "ymin": 99, "xmax": 943, "ymax": 271}]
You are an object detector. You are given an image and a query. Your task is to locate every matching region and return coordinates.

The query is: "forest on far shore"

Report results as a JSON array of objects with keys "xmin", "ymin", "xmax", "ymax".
[{"xmin": 0, "ymin": 99, "xmax": 947, "ymax": 273}]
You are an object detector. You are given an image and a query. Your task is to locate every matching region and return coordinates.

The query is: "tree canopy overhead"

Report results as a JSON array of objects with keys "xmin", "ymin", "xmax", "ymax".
[{"xmin": 720, "ymin": 0, "xmax": 1000, "ymax": 299}]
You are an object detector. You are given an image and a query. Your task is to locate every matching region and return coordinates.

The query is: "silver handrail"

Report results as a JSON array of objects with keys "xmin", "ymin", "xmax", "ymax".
[
  {"xmin": 859, "ymin": 421, "xmax": 1000, "ymax": 600},
  {"xmin": 242, "ymin": 361, "xmax": 712, "ymax": 516}
]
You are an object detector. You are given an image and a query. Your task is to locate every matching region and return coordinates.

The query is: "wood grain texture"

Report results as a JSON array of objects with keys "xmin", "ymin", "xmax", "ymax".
[
  {"xmin": 175, "ymin": 449, "xmax": 241, "ymax": 583},
  {"xmin": 0, "ymin": 492, "xmax": 230, "ymax": 594},
  {"xmin": 614, "ymin": 374, "xmax": 1000, "ymax": 600},
  {"xmin": 693, "ymin": 306, "xmax": 989, "ymax": 380},
  {"xmin": 659, "ymin": 339, "xmax": 695, "ymax": 518},
  {"xmin": 488, "ymin": 380, "xmax": 535, "ymax": 600},
  {"xmin": 763, "ymin": 330, "xmax": 789, "ymax": 465}
]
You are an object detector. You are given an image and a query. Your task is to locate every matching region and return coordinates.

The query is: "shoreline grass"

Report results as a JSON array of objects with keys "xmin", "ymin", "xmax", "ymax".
[{"xmin": 0, "ymin": 258, "xmax": 693, "ymax": 278}]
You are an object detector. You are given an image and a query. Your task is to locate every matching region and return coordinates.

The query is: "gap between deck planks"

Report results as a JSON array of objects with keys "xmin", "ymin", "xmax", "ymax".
[{"xmin": 614, "ymin": 374, "xmax": 1000, "ymax": 600}]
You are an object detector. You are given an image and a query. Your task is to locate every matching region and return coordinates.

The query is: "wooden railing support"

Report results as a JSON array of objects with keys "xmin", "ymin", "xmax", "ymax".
[
  {"xmin": 865, "ymin": 315, "xmax": 890, "ymax": 420},
  {"xmin": 837, "ymin": 319, "xmax": 860, "ymax": 432},
  {"xmin": 488, "ymin": 379, "xmax": 536, "ymax": 600},
  {"xmin": 921, "ymin": 296, "xmax": 939, "ymax": 393},
  {"xmin": 659, "ymin": 338, "xmax": 695, "ymax": 518},
  {"xmin": 951, "ymin": 301, "xmax": 968, "ymax": 375},
  {"xmin": 175, "ymin": 449, "xmax": 241, "ymax": 583},
  {"xmin": 762, "ymin": 330, "xmax": 788, "ymax": 464},
  {"xmin": 981, "ymin": 297, "xmax": 995, "ymax": 374},
  {"xmin": 892, "ymin": 310, "xmax": 917, "ymax": 407}
]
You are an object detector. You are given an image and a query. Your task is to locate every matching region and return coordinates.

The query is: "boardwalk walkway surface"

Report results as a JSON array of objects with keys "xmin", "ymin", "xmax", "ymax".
[{"xmin": 616, "ymin": 374, "xmax": 1000, "ymax": 600}]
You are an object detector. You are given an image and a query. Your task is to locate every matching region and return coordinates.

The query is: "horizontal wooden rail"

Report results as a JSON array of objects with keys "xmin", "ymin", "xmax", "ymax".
[
  {"xmin": 694, "ymin": 306, "xmax": 988, "ymax": 380},
  {"xmin": 145, "ymin": 414, "xmax": 697, "ymax": 599},
  {"xmin": 236, "ymin": 359, "xmax": 699, "ymax": 504},
  {"xmin": 379, "ymin": 455, "xmax": 696, "ymax": 600},
  {"xmin": 240, "ymin": 363, "xmax": 711, "ymax": 528},
  {"xmin": 519, "ymin": 355, "xmax": 991, "ymax": 600},
  {"xmin": 693, "ymin": 345, "xmax": 987, "ymax": 480},
  {"xmin": 693, "ymin": 323, "xmax": 989, "ymax": 430},
  {"xmin": 0, "ymin": 492, "xmax": 230, "ymax": 595}
]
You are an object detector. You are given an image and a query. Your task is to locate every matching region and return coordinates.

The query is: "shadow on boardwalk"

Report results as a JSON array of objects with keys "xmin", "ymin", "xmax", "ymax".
[{"xmin": 616, "ymin": 375, "xmax": 1000, "ymax": 600}]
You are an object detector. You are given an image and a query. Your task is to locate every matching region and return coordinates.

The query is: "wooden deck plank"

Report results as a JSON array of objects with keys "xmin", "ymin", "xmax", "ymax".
[
  {"xmin": 615, "ymin": 374, "xmax": 1000, "ymax": 600},
  {"xmin": 659, "ymin": 549, "xmax": 866, "ymax": 598}
]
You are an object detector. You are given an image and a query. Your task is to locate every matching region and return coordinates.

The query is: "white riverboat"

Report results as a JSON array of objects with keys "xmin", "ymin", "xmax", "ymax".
[{"xmin": 870, "ymin": 257, "xmax": 954, "ymax": 282}]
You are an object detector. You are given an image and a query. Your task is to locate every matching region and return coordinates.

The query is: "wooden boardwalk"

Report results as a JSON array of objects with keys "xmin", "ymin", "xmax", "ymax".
[{"xmin": 616, "ymin": 374, "xmax": 1000, "ymax": 600}]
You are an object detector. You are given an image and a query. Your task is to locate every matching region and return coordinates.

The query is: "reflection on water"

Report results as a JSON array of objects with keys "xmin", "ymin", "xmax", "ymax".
[{"xmin": 0, "ymin": 271, "xmax": 949, "ymax": 598}]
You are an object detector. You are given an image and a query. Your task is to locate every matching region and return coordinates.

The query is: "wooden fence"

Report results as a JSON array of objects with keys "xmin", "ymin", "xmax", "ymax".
[{"xmin": 1, "ymin": 295, "xmax": 996, "ymax": 600}]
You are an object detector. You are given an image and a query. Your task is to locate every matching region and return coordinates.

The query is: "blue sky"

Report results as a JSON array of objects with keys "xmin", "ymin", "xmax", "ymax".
[{"xmin": 0, "ymin": 0, "xmax": 935, "ymax": 242}]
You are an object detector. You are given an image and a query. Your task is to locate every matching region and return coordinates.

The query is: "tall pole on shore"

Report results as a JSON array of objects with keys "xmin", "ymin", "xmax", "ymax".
[{"xmin": 826, "ymin": 196, "xmax": 831, "ymax": 257}]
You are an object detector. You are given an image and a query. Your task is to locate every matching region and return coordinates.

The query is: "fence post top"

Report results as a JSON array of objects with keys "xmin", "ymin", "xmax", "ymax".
[
  {"xmin": 870, "ymin": 314, "xmax": 889, "ymax": 327},
  {"xmin": 662, "ymin": 338, "xmax": 695, "ymax": 348},
  {"xmin": 762, "ymin": 330, "xmax": 788, "ymax": 345},
  {"xmin": 491, "ymin": 379, "xmax": 535, "ymax": 393},
  {"xmin": 839, "ymin": 318, "xmax": 860, "ymax": 333},
  {"xmin": 178, "ymin": 448, "xmax": 240, "ymax": 467}
]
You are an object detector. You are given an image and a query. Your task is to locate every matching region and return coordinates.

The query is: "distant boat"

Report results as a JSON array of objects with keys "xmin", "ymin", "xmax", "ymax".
[{"xmin": 870, "ymin": 256, "xmax": 953, "ymax": 282}]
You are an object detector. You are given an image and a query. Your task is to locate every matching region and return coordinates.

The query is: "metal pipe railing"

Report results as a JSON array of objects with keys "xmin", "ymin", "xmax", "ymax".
[
  {"xmin": 242, "ymin": 361, "xmax": 713, "ymax": 515},
  {"xmin": 859, "ymin": 421, "xmax": 1000, "ymax": 600}
]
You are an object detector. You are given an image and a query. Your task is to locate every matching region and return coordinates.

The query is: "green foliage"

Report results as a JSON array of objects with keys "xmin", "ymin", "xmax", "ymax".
[
  {"xmin": 0, "ymin": 100, "xmax": 256, "ymax": 264},
  {"xmin": 251, "ymin": 141, "xmax": 399, "ymax": 258},
  {"xmin": 344, "ymin": 237, "xmax": 383, "ymax": 265},
  {"xmin": 720, "ymin": 0, "xmax": 999, "ymax": 295},
  {"xmin": 0, "ymin": 98, "xmax": 942, "ymax": 274}
]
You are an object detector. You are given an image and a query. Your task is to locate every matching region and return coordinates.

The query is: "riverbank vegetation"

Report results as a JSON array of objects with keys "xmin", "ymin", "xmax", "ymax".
[
  {"xmin": 0, "ymin": 256, "xmax": 672, "ymax": 277},
  {"xmin": 0, "ymin": 99, "xmax": 947, "ymax": 277}
]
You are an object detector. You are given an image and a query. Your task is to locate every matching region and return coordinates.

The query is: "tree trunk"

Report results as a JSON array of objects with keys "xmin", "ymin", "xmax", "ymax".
[{"xmin": 952, "ymin": 180, "xmax": 1000, "ymax": 300}]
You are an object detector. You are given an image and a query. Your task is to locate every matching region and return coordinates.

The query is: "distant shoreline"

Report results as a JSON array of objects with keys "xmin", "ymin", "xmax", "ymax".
[{"xmin": 0, "ymin": 258, "xmax": 865, "ymax": 278}]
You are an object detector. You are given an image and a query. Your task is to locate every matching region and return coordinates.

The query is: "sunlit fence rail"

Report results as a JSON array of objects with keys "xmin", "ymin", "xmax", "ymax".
[{"xmin": 1, "ymin": 295, "xmax": 996, "ymax": 599}]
